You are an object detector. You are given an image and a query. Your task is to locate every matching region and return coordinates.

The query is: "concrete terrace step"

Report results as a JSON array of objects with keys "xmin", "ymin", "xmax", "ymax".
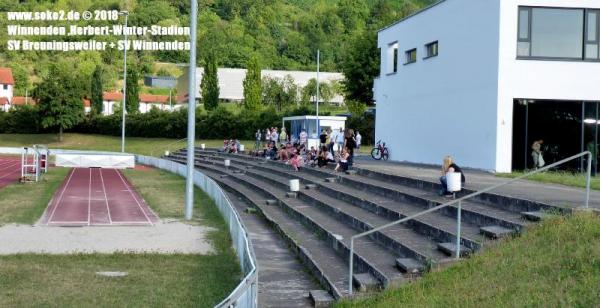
[
  {"xmin": 184, "ymin": 155, "xmax": 462, "ymax": 261},
  {"xmin": 181, "ymin": 153, "xmax": 487, "ymax": 252},
  {"xmin": 183, "ymin": 159, "xmax": 405, "ymax": 291},
  {"xmin": 190, "ymin": 149, "xmax": 568, "ymax": 216},
  {"xmin": 196, "ymin": 165, "xmax": 350, "ymax": 299},
  {"xmin": 183, "ymin": 151, "xmax": 531, "ymax": 234}
]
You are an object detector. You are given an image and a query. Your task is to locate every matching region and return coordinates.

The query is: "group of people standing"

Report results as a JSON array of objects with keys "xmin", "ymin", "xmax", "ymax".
[
  {"xmin": 253, "ymin": 126, "xmax": 361, "ymax": 173},
  {"xmin": 317, "ymin": 128, "xmax": 361, "ymax": 172},
  {"xmin": 255, "ymin": 127, "xmax": 289, "ymax": 149}
]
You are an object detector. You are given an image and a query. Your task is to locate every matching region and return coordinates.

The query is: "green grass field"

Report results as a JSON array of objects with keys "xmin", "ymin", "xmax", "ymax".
[
  {"xmin": 0, "ymin": 161, "xmax": 241, "ymax": 307},
  {"xmin": 0, "ymin": 167, "xmax": 70, "ymax": 225},
  {"xmin": 337, "ymin": 213, "xmax": 600, "ymax": 307},
  {"xmin": 497, "ymin": 171, "xmax": 600, "ymax": 191},
  {"xmin": 0, "ymin": 133, "xmax": 251, "ymax": 156},
  {"xmin": 0, "ymin": 253, "xmax": 240, "ymax": 307}
]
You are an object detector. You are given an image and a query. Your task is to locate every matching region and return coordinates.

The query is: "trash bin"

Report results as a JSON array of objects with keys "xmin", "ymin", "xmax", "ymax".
[
  {"xmin": 289, "ymin": 179, "xmax": 300, "ymax": 192},
  {"xmin": 446, "ymin": 172, "xmax": 462, "ymax": 193}
]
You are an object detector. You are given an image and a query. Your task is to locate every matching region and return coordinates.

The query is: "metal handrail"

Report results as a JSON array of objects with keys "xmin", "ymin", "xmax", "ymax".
[
  {"xmin": 348, "ymin": 151, "xmax": 592, "ymax": 295},
  {"xmin": 150, "ymin": 137, "xmax": 188, "ymax": 157}
]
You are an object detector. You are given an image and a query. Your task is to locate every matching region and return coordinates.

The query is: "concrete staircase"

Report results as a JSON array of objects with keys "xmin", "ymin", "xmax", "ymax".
[{"xmin": 165, "ymin": 149, "xmax": 569, "ymax": 303}]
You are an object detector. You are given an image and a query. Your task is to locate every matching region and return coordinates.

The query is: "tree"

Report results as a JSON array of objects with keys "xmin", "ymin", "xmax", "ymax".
[
  {"xmin": 341, "ymin": 30, "xmax": 380, "ymax": 104},
  {"xmin": 301, "ymin": 78, "xmax": 333, "ymax": 105},
  {"xmin": 91, "ymin": 65, "xmax": 103, "ymax": 115},
  {"xmin": 201, "ymin": 52, "xmax": 220, "ymax": 111},
  {"xmin": 125, "ymin": 66, "xmax": 139, "ymax": 114},
  {"xmin": 10, "ymin": 63, "xmax": 29, "ymax": 97},
  {"xmin": 243, "ymin": 55, "xmax": 262, "ymax": 111},
  {"xmin": 35, "ymin": 62, "xmax": 85, "ymax": 141}
]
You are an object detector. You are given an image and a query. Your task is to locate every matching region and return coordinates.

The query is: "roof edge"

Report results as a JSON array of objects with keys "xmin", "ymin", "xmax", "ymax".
[{"xmin": 378, "ymin": 0, "xmax": 447, "ymax": 33}]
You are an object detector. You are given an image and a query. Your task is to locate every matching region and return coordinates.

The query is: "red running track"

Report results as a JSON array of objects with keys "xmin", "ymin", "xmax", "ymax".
[
  {"xmin": 40, "ymin": 168, "xmax": 158, "ymax": 226},
  {"xmin": 0, "ymin": 156, "xmax": 22, "ymax": 189}
]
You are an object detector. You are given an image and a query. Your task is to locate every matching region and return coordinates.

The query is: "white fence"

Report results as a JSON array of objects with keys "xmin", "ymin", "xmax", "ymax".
[{"xmin": 136, "ymin": 155, "xmax": 258, "ymax": 308}]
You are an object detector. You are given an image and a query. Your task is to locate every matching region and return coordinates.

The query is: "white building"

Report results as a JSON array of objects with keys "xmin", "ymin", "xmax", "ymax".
[
  {"xmin": 178, "ymin": 67, "xmax": 345, "ymax": 105},
  {"xmin": 375, "ymin": 0, "xmax": 600, "ymax": 172},
  {"xmin": 0, "ymin": 68, "xmax": 14, "ymax": 112}
]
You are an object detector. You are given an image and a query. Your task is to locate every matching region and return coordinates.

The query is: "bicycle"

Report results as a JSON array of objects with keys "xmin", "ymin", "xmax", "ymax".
[{"xmin": 371, "ymin": 140, "xmax": 389, "ymax": 161}]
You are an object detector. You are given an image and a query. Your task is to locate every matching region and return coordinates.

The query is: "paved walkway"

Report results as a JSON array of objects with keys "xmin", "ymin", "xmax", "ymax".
[
  {"xmin": 227, "ymin": 192, "xmax": 316, "ymax": 307},
  {"xmin": 354, "ymin": 158, "xmax": 600, "ymax": 210},
  {"xmin": 0, "ymin": 221, "xmax": 215, "ymax": 255}
]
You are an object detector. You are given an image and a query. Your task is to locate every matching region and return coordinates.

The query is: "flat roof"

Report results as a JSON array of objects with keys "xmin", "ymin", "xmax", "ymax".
[
  {"xmin": 282, "ymin": 116, "xmax": 347, "ymax": 121},
  {"xmin": 378, "ymin": 0, "xmax": 447, "ymax": 33}
]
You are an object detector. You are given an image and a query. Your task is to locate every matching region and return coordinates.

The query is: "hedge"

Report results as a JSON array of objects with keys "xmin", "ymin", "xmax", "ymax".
[{"xmin": 0, "ymin": 105, "xmax": 375, "ymax": 144}]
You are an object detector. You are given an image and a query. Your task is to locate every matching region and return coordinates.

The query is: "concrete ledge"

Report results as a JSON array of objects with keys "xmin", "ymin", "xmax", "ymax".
[
  {"xmin": 480, "ymin": 226, "xmax": 514, "ymax": 239},
  {"xmin": 305, "ymin": 184, "xmax": 318, "ymax": 190},
  {"xmin": 521, "ymin": 211, "xmax": 552, "ymax": 222},
  {"xmin": 265, "ymin": 199, "xmax": 278, "ymax": 206},
  {"xmin": 437, "ymin": 242, "xmax": 471, "ymax": 257},
  {"xmin": 286, "ymin": 192, "xmax": 298, "ymax": 198},
  {"xmin": 309, "ymin": 290, "xmax": 334, "ymax": 308},
  {"xmin": 395, "ymin": 258, "xmax": 424, "ymax": 274},
  {"xmin": 352, "ymin": 273, "xmax": 379, "ymax": 292}
]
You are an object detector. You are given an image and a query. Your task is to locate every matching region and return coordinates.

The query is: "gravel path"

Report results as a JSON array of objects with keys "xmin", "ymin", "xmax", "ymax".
[{"xmin": 0, "ymin": 221, "xmax": 215, "ymax": 255}]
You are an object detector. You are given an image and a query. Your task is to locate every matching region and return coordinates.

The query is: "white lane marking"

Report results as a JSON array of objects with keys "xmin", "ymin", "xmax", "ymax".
[
  {"xmin": 47, "ymin": 168, "xmax": 77, "ymax": 224},
  {"xmin": 114, "ymin": 169, "xmax": 154, "ymax": 225},
  {"xmin": 87, "ymin": 168, "xmax": 92, "ymax": 226},
  {"xmin": 99, "ymin": 168, "xmax": 113, "ymax": 225}
]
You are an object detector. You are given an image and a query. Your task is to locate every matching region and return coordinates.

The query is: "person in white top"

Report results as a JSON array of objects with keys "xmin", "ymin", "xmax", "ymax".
[
  {"xmin": 271, "ymin": 128, "xmax": 279, "ymax": 146},
  {"xmin": 299, "ymin": 129, "xmax": 308, "ymax": 146},
  {"xmin": 265, "ymin": 128, "xmax": 271, "ymax": 143},
  {"xmin": 355, "ymin": 131, "xmax": 362, "ymax": 149},
  {"xmin": 335, "ymin": 128, "xmax": 345, "ymax": 152},
  {"xmin": 329, "ymin": 128, "xmax": 338, "ymax": 155}
]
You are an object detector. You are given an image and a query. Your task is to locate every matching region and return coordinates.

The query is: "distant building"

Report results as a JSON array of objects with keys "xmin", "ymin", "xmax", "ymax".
[
  {"xmin": 178, "ymin": 67, "xmax": 345, "ymax": 105},
  {"xmin": 101, "ymin": 92, "xmax": 182, "ymax": 115},
  {"xmin": 0, "ymin": 68, "xmax": 14, "ymax": 112},
  {"xmin": 102, "ymin": 92, "xmax": 123, "ymax": 116},
  {"xmin": 144, "ymin": 75, "xmax": 177, "ymax": 89},
  {"xmin": 375, "ymin": 0, "xmax": 600, "ymax": 172}
]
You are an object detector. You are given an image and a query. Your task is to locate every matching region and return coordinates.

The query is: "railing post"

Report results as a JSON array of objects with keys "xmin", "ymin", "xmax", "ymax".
[
  {"xmin": 455, "ymin": 200, "xmax": 461, "ymax": 260},
  {"xmin": 586, "ymin": 152, "xmax": 592, "ymax": 209},
  {"xmin": 349, "ymin": 238, "xmax": 354, "ymax": 296}
]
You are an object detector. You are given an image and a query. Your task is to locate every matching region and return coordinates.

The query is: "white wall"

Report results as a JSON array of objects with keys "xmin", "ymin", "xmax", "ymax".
[
  {"xmin": 496, "ymin": 0, "xmax": 600, "ymax": 172},
  {"xmin": 103, "ymin": 101, "xmax": 117, "ymax": 116},
  {"xmin": 0, "ymin": 84, "xmax": 13, "ymax": 101},
  {"xmin": 376, "ymin": 0, "xmax": 502, "ymax": 171}
]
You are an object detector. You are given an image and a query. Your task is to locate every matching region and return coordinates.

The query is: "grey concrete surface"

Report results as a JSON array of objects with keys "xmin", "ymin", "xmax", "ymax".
[
  {"xmin": 355, "ymin": 159, "xmax": 600, "ymax": 209},
  {"xmin": 226, "ymin": 192, "xmax": 317, "ymax": 307},
  {"xmin": 0, "ymin": 221, "xmax": 215, "ymax": 254}
]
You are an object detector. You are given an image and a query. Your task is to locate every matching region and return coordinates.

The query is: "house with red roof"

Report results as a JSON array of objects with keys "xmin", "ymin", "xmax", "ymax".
[
  {"xmin": 0, "ymin": 68, "xmax": 14, "ymax": 112},
  {"xmin": 102, "ymin": 92, "xmax": 123, "ymax": 116}
]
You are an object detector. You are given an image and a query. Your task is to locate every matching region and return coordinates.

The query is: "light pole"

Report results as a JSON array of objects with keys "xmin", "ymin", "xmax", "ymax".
[
  {"xmin": 185, "ymin": 0, "xmax": 198, "ymax": 220},
  {"xmin": 316, "ymin": 50, "xmax": 320, "ymax": 133},
  {"xmin": 119, "ymin": 11, "xmax": 129, "ymax": 153}
]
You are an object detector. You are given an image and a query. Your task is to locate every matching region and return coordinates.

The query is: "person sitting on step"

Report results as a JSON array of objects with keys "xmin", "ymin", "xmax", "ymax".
[{"xmin": 439, "ymin": 155, "xmax": 466, "ymax": 197}]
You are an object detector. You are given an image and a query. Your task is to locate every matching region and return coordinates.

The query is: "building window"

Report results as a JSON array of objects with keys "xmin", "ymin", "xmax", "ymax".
[
  {"xmin": 2, "ymin": 85, "xmax": 7, "ymax": 90},
  {"xmin": 517, "ymin": 6, "xmax": 599, "ymax": 60},
  {"xmin": 425, "ymin": 41, "xmax": 438, "ymax": 58},
  {"xmin": 405, "ymin": 48, "xmax": 417, "ymax": 64},
  {"xmin": 386, "ymin": 42, "xmax": 399, "ymax": 74},
  {"xmin": 585, "ymin": 9, "xmax": 600, "ymax": 60}
]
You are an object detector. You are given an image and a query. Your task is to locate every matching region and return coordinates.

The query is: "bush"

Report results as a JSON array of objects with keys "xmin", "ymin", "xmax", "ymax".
[{"xmin": 0, "ymin": 105, "xmax": 375, "ymax": 144}]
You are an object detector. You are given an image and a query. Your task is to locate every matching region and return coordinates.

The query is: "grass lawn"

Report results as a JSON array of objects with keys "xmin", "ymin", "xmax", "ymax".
[
  {"xmin": 0, "ymin": 253, "xmax": 240, "ymax": 307},
  {"xmin": 0, "ymin": 133, "xmax": 253, "ymax": 156},
  {"xmin": 0, "ymin": 166, "xmax": 241, "ymax": 307},
  {"xmin": 0, "ymin": 167, "xmax": 70, "ymax": 225},
  {"xmin": 336, "ymin": 213, "xmax": 600, "ymax": 307},
  {"xmin": 497, "ymin": 171, "xmax": 600, "ymax": 191}
]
